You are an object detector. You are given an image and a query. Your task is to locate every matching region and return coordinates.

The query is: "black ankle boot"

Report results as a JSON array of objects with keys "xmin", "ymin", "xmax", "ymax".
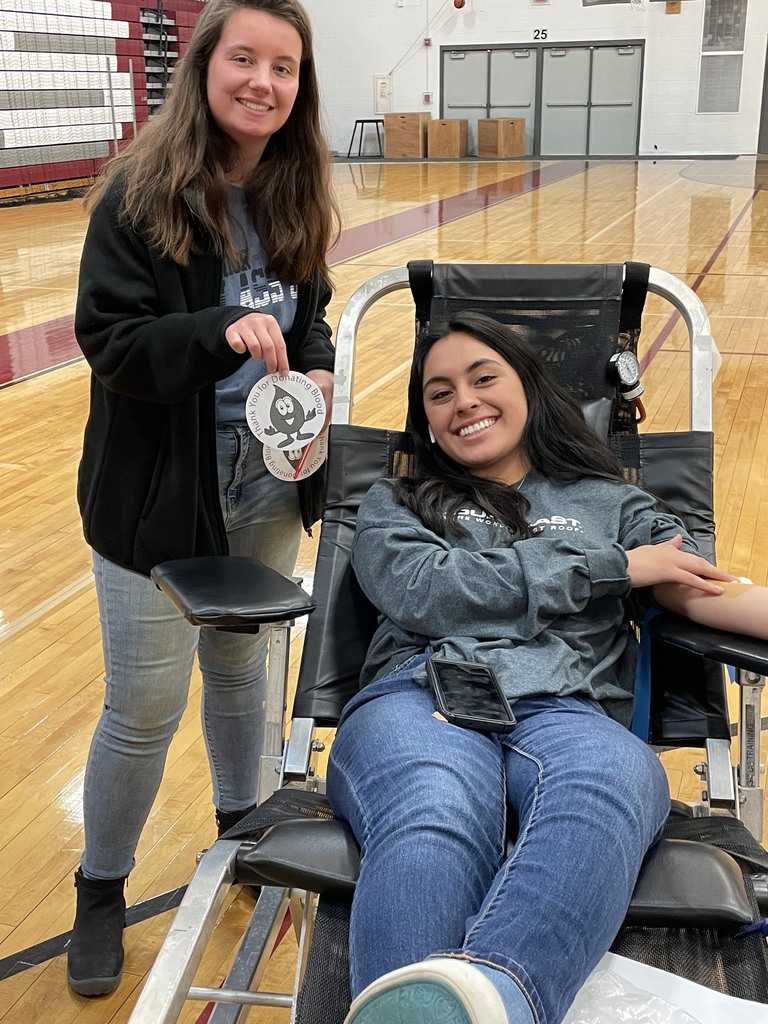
[
  {"xmin": 215, "ymin": 803, "xmax": 258, "ymax": 838},
  {"xmin": 67, "ymin": 868, "xmax": 126, "ymax": 996}
]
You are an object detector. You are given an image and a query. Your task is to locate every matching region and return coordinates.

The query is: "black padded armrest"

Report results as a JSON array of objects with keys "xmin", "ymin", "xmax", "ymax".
[
  {"xmin": 650, "ymin": 612, "xmax": 768, "ymax": 677},
  {"xmin": 236, "ymin": 818, "xmax": 359, "ymax": 897},
  {"xmin": 150, "ymin": 555, "xmax": 316, "ymax": 628},
  {"xmin": 625, "ymin": 838, "xmax": 753, "ymax": 927}
]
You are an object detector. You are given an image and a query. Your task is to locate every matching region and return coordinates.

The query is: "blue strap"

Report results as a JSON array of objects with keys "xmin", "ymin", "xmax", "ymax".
[
  {"xmin": 736, "ymin": 919, "xmax": 768, "ymax": 939},
  {"xmin": 631, "ymin": 606, "xmax": 663, "ymax": 741}
]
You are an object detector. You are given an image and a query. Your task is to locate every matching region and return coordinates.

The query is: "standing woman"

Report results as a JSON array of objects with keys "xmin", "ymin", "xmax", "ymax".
[{"xmin": 68, "ymin": 0, "xmax": 338, "ymax": 997}]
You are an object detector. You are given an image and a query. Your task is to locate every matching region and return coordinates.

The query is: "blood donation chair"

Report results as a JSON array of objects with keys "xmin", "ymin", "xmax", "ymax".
[{"xmin": 127, "ymin": 262, "xmax": 768, "ymax": 1024}]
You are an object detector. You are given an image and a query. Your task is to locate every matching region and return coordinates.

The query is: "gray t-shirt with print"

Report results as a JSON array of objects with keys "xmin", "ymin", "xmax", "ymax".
[{"xmin": 216, "ymin": 186, "xmax": 298, "ymax": 424}]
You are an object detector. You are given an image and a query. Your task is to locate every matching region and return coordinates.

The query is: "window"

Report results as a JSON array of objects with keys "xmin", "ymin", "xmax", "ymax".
[
  {"xmin": 702, "ymin": 0, "xmax": 747, "ymax": 52},
  {"xmin": 698, "ymin": 0, "xmax": 747, "ymax": 113}
]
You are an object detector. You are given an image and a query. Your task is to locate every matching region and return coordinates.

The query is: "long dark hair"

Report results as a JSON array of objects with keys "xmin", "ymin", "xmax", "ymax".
[
  {"xmin": 394, "ymin": 311, "xmax": 626, "ymax": 539},
  {"xmin": 87, "ymin": 0, "xmax": 339, "ymax": 281}
]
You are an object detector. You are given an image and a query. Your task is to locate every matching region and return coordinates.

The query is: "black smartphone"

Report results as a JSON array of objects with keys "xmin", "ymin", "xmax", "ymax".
[{"xmin": 426, "ymin": 657, "xmax": 516, "ymax": 732}]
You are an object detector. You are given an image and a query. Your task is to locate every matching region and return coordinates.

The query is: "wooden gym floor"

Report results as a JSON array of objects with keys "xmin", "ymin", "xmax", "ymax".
[{"xmin": 2, "ymin": 156, "xmax": 768, "ymax": 1021}]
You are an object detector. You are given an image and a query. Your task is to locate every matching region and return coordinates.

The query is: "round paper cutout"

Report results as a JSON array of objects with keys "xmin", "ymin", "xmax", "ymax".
[
  {"xmin": 246, "ymin": 372, "xmax": 326, "ymax": 450},
  {"xmin": 263, "ymin": 433, "xmax": 328, "ymax": 481}
]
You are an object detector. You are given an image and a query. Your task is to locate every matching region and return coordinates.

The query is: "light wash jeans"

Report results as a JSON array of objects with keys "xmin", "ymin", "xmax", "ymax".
[
  {"xmin": 81, "ymin": 426, "xmax": 301, "ymax": 880},
  {"xmin": 326, "ymin": 657, "xmax": 670, "ymax": 1024}
]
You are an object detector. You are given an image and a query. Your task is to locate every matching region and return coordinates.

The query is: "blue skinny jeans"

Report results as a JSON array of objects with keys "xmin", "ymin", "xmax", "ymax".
[
  {"xmin": 326, "ymin": 659, "xmax": 670, "ymax": 1024},
  {"xmin": 80, "ymin": 425, "xmax": 301, "ymax": 880}
]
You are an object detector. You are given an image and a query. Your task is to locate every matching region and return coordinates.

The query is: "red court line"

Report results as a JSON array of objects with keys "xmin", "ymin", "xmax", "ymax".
[
  {"xmin": 0, "ymin": 161, "xmax": 586, "ymax": 386},
  {"xmin": 640, "ymin": 187, "xmax": 760, "ymax": 373},
  {"xmin": 0, "ymin": 314, "xmax": 77, "ymax": 388},
  {"xmin": 328, "ymin": 160, "xmax": 588, "ymax": 265}
]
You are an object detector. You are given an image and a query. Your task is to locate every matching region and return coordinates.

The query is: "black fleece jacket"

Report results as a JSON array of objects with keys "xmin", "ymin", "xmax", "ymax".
[{"xmin": 74, "ymin": 182, "xmax": 335, "ymax": 576}]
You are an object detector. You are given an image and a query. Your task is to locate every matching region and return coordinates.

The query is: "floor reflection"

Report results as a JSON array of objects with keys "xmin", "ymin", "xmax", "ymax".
[{"xmin": 0, "ymin": 316, "xmax": 79, "ymax": 387}]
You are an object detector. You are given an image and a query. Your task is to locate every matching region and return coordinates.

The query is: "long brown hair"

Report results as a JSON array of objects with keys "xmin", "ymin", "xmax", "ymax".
[
  {"xmin": 396, "ymin": 312, "xmax": 626, "ymax": 540},
  {"xmin": 87, "ymin": 0, "xmax": 339, "ymax": 281}
]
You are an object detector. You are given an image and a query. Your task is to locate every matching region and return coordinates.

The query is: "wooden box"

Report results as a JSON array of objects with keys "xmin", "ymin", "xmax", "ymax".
[
  {"xmin": 383, "ymin": 112, "xmax": 431, "ymax": 158},
  {"xmin": 477, "ymin": 118, "xmax": 525, "ymax": 158},
  {"xmin": 427, "ymin": 118, "xmax": 468, "ymax": 159}
]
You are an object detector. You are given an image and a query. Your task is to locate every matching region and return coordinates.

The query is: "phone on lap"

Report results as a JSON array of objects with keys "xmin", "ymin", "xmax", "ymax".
[{"xmin": 426, "ymin": 657, "xmax": 516, "ymax": 732}]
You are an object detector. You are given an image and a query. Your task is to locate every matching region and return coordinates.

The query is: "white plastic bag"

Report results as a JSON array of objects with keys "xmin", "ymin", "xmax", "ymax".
[{"xmin": 563, "ymin": 969, "xmax": 703, "ymax": 1024}]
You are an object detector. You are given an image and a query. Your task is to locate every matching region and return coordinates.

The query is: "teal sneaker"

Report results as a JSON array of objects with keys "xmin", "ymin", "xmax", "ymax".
[{"xmin": 343, "ymin": 958, "xmax": 509, "ymax": 1024}]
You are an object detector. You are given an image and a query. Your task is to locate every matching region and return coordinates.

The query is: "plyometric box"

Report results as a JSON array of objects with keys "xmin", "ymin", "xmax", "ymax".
[
  {"xmin": 477, "ymin": 118, "xmax": 525, "ymax": 158},
  {"xmin": 427, "ymin": 119, "xmax": 468, "ymax": 159},
  {"xmin": 383, "ymin": 112, "xmax": 432, "ymax": 158}
]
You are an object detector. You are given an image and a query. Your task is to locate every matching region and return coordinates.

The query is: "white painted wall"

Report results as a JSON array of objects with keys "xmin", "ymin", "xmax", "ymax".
[{"xmin": 302, "ymin": 0, "xmax": 768, "ymax": 157}]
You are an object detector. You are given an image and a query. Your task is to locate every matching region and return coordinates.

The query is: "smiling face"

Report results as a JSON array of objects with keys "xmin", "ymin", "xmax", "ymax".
[
  {"xmin": 206, "ymin": 8, "xmax": 302, "ymax": 177},
  {"xmin": 422, "ymin": 332, "xmax": 531, "ymax": 485}
]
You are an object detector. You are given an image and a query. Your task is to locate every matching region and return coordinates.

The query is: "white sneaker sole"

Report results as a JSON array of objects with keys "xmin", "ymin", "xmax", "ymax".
[{"xmin": 344, "ymin": 958, "xmax": 509, "ymax": 1024}]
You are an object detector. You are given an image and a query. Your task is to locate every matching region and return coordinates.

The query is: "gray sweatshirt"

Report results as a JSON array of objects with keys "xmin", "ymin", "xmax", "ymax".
[{"xmin": 350, "ymin": 472, "xmax": 699, "ymax": 717}]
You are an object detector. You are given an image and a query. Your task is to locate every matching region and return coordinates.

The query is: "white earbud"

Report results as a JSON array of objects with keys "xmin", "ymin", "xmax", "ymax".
[{"xmin": 428, "ymin": 424, "xmax": 436, "ymax": 444}]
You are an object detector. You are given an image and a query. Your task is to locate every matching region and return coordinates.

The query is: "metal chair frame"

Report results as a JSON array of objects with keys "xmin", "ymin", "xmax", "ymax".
[{"xmin": 127, "ymin": 264, "xmax": 766, "ymax": 1024}]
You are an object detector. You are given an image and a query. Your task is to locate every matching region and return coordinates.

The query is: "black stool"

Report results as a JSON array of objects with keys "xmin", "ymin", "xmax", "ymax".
[{"xmin": 346, "ymin": 119, "xmax": 384, "ymax": 159}]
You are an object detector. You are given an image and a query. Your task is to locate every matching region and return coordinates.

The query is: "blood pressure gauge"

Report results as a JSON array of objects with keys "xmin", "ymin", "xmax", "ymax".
[{"xmin": 607, "ymin": 350, "xmax": 644, "ymax": 401}]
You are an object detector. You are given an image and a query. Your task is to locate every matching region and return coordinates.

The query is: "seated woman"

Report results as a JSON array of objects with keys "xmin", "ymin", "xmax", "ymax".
[{"xmin": 326, "ymin": 311, "xmax": 768, "ymax": 1024}]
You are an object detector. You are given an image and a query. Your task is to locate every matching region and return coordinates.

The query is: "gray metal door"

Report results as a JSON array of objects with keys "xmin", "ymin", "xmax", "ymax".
[
  {"xmin": 442, "ymin": 42, "xmax": 642, "ymax": 158},
  {"xmin": 489, "ymin": 49, "xmax": 536, "ymax": 155},
  {"xmin": 540, "ymin": 47, "xmax": 591, "ymax": 156},
  {"xmin": 442, "ymin": 49, "xmax": 488, "ymax": 155},
  {"xmin": 589, "ymin": 45, "xmax": 642, "ymax": 155},
  {"xmin": 540, "ymin": 45, "xmax": 641, "ymax": 157}
]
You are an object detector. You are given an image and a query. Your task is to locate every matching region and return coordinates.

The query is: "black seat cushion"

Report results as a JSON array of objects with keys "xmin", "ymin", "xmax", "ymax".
[{"xmin": 227, "ymin": 788, "xmax": 754, "ymax": 928}]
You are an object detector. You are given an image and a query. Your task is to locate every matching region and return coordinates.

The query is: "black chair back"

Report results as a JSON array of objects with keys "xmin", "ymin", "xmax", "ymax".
[
  {"xmin": 292, "ymin": 262, "xmax": 727, "ymax": 745},
  {"xmin": 292, "ymin": 426, "xmax": 414, "ymax": 724}
]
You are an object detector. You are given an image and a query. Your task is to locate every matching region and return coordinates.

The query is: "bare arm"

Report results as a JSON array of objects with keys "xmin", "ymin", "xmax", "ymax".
[
  {"xmin": 625, "ymin": 534, "xmax": 768, "ymax": 641},
  {"xmin": 653, "ymin": 580, "xmax": 768, "ymax": 641}
]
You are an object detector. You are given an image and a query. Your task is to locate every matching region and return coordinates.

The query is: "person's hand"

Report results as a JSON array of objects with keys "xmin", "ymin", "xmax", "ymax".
[
  {"xmin": 225, "ymin": 313, "xmax": 289, "ymax": 374},
  {"xmin": 625, "ymin": 534, "xmax": 737, "ymax": 594},
  {"xmin": 305, "ymin": 368, "xmax": 334, "ymax": 432}
]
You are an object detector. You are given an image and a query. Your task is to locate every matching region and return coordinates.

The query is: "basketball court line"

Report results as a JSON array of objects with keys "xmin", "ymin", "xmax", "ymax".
[
  {"xmin": 329, "ymin": 160, "xmax": 588, "ymax": 264},
  {"xmin": 0, "ymin": 167, "xmax": 765, "ymax": 985},
  {"xmin": 0, "ymin": 708, "xmax": 747, "ymax": 983},
  {"xmin": 640, "ymin": 188, "xmax": 761, "ymax": 372},
  {"xmin": 0, "ymin": 355, "xmax": 83, "ymax": 391},
  {"xmin": 1, "ymin": 162, "xmax": 755, "ymax": 387},
  {"xmin": 354, "ymin": 357, "xmax": 412, "ymax": 403},
  {"xmin": 0, "ymin": 571, "xmax": 94, "ymax": 642},
  {"xmin": 0, "ymin": 886, "xmax": 188, "ymax": 982},
  {"xmin": 0, "ymin": 161, "xmax": 587, "ymax": 386},
  {"xmin": 1, "ymin": 180, "xmax": 764, "ymax": 644},
  {"xmin": 584, "ymin": 177, "xmax": 684, "ymax": 244}
]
